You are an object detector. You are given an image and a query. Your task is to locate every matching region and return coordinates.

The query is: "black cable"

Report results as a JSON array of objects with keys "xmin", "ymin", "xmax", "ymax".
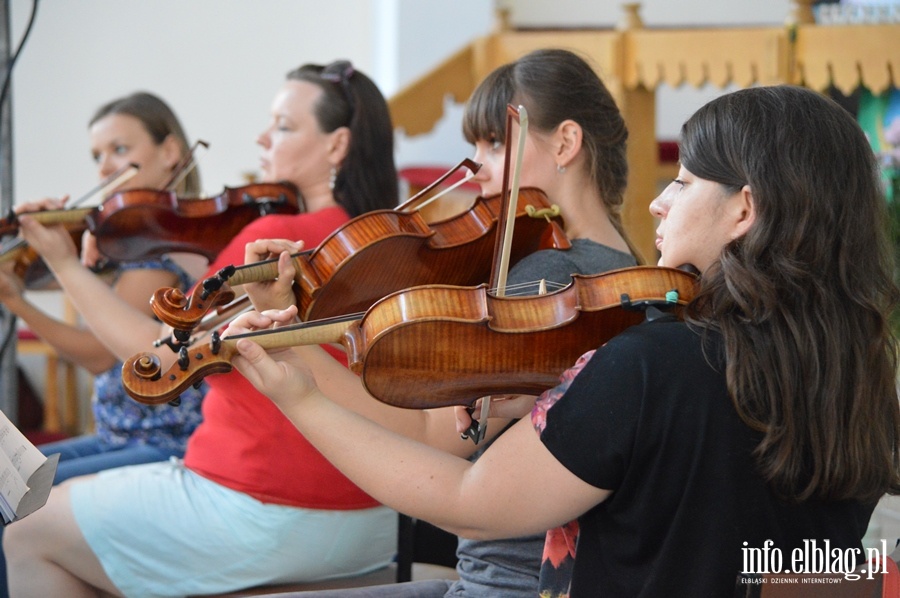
[
  {"xmin": 0, "ymin": 299, "xmax": 14, "ymax": 354},
  {"xmin": 0, "ymin": 0, "xmax": 39, "ymax": 109},
  {"xmin": 0, "ymin": 0, "xmax": 41, "ymax": 357}
]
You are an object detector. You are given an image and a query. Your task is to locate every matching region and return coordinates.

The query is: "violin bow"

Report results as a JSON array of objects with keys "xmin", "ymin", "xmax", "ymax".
[
  {"xmin": 67, "ymin": 162, "xmax": 141, "ymax": 209},
  {"xmin": 462, "ymin": 104, "xmax": 529, "ymax": 445},
  {"xmin": 397, "ymin": 158, "xmax": 481, "ymax": 214},
  {"xmin": 162, "ymin": 139, "xmax": 209, "ymax": 192},
  {"xmin": 492, "ymin": 104, "xmax": 528, "ymax": 296}
]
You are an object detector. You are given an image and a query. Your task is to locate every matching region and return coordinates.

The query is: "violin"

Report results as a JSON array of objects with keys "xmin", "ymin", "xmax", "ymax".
[
  {"xmin": 87, "ymin": 181, "xmax": 300, "ymax": 262},
  {"xmin": 122, "ymin": 266, "xmax": 699, "ymax": 406},
  {"xmin": 0, "ymin": 164, "xmax": 142, "ymax": 289},
  {"xmin": 150, "ymin": 183, "xmax": 568, "ymax": 335},
  {"xmin": 0, "ymin": 233, "xmax": 115, "ymax": 290},
  {"xmin": 0, "ymin": 182, "xmax": 300, "ymax": 288}
]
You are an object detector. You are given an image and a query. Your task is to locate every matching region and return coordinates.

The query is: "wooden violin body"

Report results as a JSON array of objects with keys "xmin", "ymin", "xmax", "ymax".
[
  {"xmin": 293, "ymin": 186, "xmax": 562, "ymax": 320},
  {"xmin": 346, "ymin": 266, "xmax": 697, "ymax": 408},
  {"xmin": 123, "ymin": 266, "xmax": 698, "ymax": 407},
  {"xmin": 0, "ymin": 208, "xmax": 93, "ymax": 289},
  {"xmin": 0, "ymin": 221, "xmax": 118, "ymax": 290},
  {"xmin": 0, "ymin": 182, "xmax": 299, "ymax": 290},
  {"xmin": 88, "ymin": 182, "xmax": 300, "ymax": 262},
  {"xmin": 1, "ymin": 238, "xmax": 78, "ymax": 290},
  {"xmin": 151, "ymin": 187, "xmax": 567, "ymax": 334}
]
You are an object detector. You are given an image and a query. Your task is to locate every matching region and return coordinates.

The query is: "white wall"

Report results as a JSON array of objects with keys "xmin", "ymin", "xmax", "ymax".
[{"xmin": 8, "ymin": 0, "xmax": 376, "ymax": 201}]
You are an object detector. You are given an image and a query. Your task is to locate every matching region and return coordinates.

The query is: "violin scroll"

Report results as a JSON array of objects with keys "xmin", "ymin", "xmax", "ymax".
[
  {"xmin": 131, "ymin": 353, "xmax": 163, "ymax": 381},
  {"xmin": 123, "ymin": 343, "xmax": 237, "ymax": 406},
  {"xmin": 151, "ymin": 279, "xmax": 237, "ymax": 337}
]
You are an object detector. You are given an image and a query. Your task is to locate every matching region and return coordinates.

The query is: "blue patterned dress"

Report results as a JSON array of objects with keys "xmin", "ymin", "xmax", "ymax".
[{"xmin": 91, "ymin": 257, "xmax": 205, "ymax": 453}]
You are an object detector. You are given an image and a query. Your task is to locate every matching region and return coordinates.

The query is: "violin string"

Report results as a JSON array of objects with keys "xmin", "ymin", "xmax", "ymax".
[{"xmin": 485, "ymin": 279, "xmax": 567, "ymax": 296}]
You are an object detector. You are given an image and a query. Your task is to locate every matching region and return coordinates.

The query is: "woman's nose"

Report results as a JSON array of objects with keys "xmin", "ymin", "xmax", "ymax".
[
  {"xmin": 649, "ymin": 194, "xmax": 666, "ymax": 218},
  {"xmin": 97, "ymin": 155, "xmax": 116, "ymax": 178},
  {"xmin": 470, "ymin": 152, "xmax": 490, "ymax": 181}
]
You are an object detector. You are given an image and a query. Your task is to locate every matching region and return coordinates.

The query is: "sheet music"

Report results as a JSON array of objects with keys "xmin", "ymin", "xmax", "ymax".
[
  {"xmin": 0, "ymin": 410, "xmax": 49, "ymax": 523},
  {"xmin": 0, "ymin": 450, "xmax": 24, "ymax": 523},
  {"xmin": 0, "ymin": 410, "xmax": 45, "ymax": 479}
]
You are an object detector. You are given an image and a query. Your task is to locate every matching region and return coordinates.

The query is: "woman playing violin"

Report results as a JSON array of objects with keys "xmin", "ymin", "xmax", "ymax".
[
  {"xmin": 234, "ymin": 48, "xmax": 640, "ymax": 598},
  {"xmin": 228, "ymin": 85, "xmax": 900, "ymax": 597},
  {"xmin": 4, "ymin": 61, "xmax": 400, "ymax": 597},
  {"xmin": 0, "ymin": 91, "xmax": 205, "ymax": 485}
]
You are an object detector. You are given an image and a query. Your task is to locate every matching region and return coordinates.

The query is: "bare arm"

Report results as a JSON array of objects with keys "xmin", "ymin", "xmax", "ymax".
[
  {"xmin": 297, "ymin": 342, "xmax": 511, "ymax": 457},
  {"xmin": 227, "ymin": 306, "xmax": 512, "ymax": 458},
  {"xmin": 232, "ymin": 336, "xmax": 610, "ymax": 539},
  {"xmin": 18, "ymin": 215, "xmax": 178, "ymax": 367},
  {"xmin": 237, "ymin": 247, "xmax": 514, "ymax": 458}
]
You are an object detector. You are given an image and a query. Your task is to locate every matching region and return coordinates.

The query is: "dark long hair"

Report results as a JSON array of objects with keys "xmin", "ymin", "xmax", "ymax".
[
  {"xmin": 683, "ymin": 85, "xmax": 900, "ymax": 503},
  {"xmin": 90, "ymin": 91, "xmax": 201, "ymax": 196},
  {"xmin": 462, "ymin": 48, "xmax": 640, "ymax": 261},
  {"xmin": 288, "ymin": 61, "xmax": 398, "ymax": 217}
]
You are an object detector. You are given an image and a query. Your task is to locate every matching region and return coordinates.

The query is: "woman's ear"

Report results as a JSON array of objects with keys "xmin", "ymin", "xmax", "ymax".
[
  {"xmin": 554, "ymin": 120, "xmax": 583, "ymax": 169},
  {"xmin": 328, "ymin": 126, "xmax": 351, "ymax": 167},
  {"xmin": 731, "ymin": 184, "xmax": 756, "ymax": 239},
  {"xmin": 162, "ymin": 134, "xmax": 185, "ymax": 170}
]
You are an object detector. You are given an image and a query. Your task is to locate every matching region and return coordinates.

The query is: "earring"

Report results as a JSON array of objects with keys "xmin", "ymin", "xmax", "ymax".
[
  {"xmin": 556, "ymin": 164, "xmax": 566, "ymax": 174},
  {"xmin": 329, "ymin": 166, "xmax": 337, "ymax": 190}
]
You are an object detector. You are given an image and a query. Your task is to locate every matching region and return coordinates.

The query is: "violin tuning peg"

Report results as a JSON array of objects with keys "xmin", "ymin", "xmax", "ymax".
[{"xmin": 177, "ymin": 347, "xmax": 190, "ymax": 371}]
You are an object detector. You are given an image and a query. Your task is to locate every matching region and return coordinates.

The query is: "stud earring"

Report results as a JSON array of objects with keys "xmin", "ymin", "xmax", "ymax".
[{"xmin": 557, "ymin": 164, "xmax": 566, "ymax": 174}]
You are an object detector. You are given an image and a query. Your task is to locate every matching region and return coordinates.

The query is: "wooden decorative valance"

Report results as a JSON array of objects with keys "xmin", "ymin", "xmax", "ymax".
[{"xmin": 388, "ymin": 1, "xmax": 899, "ymax": 262}]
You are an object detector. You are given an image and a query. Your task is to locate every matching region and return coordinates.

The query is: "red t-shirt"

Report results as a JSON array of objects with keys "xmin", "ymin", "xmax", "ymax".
[{"xmin": 183, "ymin": 206, "xmax": 380, "ymax": 509}]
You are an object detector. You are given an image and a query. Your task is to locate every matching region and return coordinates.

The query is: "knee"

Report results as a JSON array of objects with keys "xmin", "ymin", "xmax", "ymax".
[
  {"xmin": 4, "ymin": 516, "xmax": 33, "ymax": 561},
  {"xmin": 4, "ymin": 525, "xmax": 24, "ymax": 572},
  {"xmin": 3, "ymin": 495, "xmax": 62, "ymax": 563}
]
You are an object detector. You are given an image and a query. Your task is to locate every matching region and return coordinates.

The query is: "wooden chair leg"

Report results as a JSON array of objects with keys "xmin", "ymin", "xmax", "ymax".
[
  {"xmin": 63, "ymin": 361, "xmax": 79, "ymax": 433},
  {"xmin": 41, "ymin": 353, "xmax": 60, "ymax": 433}
]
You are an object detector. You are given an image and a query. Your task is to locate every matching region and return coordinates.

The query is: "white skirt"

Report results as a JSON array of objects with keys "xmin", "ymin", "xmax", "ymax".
[{"xmin": 70, "ymin": 458, "xmax": 397, "ymax": 598}]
